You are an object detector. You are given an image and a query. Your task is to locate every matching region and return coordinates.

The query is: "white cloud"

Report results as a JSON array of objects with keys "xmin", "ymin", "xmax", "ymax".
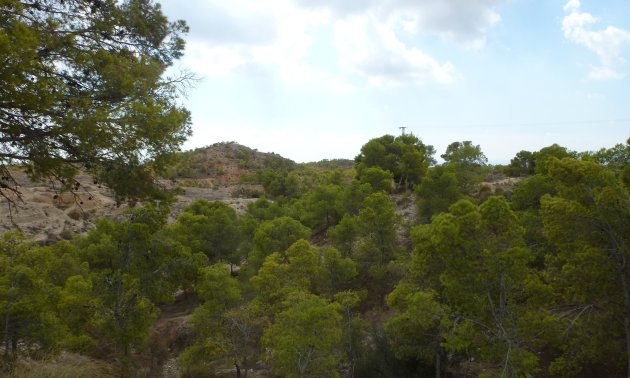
[
  {"xmin": 293, "ymin": 0, "xmax": 377, "ymax": 17},
  {"xmin": 334, "ymin": 15, "xmax": 455, "ymax": 86},
  {"xmin": 324, "ymin": 0, "xmax": 505, "ymax": 85},
  {"xmin": 562, "ymin": 0, "xmax": 630, "ymax": 80},
  {"xmin": 588, "ymin": 66, "xmax": 626, "ymax": 80},
  {"xmin": 181, "ymin": 42, "xmax": 247, "ymax": 78},
  {"xmin": 167, "ymin": 0, "xmax": 354, "ymax": 90},
  {"xmin": 164, "ymin": 0, "xmax": 504, "ymax": 88},
  {"xmin": 296, "ymin": 0, "xmax": 504, "ymax": 48},
  {"xmin": 162, "ymin": 1, "xmax": 279, "ymax": 45},
  {"xmin": 386, "ymin": 0, "xmax": 503, "ymax": 49},
  {"xmin": 563, "ymin": 0, "xmax": 581, "ymax": 13}
]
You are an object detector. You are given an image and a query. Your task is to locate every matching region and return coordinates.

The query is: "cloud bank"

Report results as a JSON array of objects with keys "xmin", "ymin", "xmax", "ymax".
[
  {"xmin": 164, "ymin": 0, "xmax": 505, "ymax": 87},
  {"xmin": 562, "ymin": 0, "xmax": 630, "ymax": 80}
]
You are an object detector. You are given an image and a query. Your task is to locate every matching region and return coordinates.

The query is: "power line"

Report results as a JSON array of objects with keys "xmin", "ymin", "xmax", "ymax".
[{"xmin": 424, "ymin": 118, "xmax": 630, "ymax": 129}]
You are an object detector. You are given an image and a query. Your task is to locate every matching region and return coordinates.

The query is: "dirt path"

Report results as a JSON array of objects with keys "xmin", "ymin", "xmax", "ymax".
[{"xmin": 140, "ymin": 291, "xmax": 201, "ymax": 377}]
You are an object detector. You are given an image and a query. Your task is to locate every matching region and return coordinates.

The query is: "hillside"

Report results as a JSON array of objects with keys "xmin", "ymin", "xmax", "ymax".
[
  {"xmin": 0, "ymin": 141, "xmax": 514, "ymax": 244},
  {"xmin": 4, "ymin": 135, "xmax": 626, "ymax": 378},
  {"xmin": 0, "ymin": 143, "xmax": 282, "ymax": 243},
  {"xmin": 163, "ymin": 142, "xmax": 297, "ymax": 185},
  {"xmin": 0, "ymin": 142, "xmax": 358, "ymax": 243}
]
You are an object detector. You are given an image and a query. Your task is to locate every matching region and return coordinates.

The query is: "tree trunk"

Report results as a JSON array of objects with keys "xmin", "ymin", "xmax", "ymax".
[
  {"xmin": 625, "ymin": 317, "xmax": 630, "ymax": 378},
  {"xmin": 3, "ymin": 314, "xmax": 9, "ymax": 359},
  {"xmin": 621, "ymin": 272, "xmax": 630, "ymax": 378},
  {"xmin": 435, "ymin": 351, "xmax": 441, "ymax": 378},
  {"xmin": 11, "ymin": 337, "xmax": 17, "ymax": 357},
  {"xmin": 235, "ymin": 362, "xmax": 241, "ymax": 378}
]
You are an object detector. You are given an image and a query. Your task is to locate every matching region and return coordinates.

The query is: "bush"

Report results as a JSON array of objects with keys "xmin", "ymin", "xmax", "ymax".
[{"xmin": 7, "ymin": 353, "xmax": 118, "ymax": 378}]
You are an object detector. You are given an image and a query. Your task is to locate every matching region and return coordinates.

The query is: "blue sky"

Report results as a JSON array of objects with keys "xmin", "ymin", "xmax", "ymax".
[{"xmin": 160, "ymin": 0, "xmax": 630, "ymax": 164}]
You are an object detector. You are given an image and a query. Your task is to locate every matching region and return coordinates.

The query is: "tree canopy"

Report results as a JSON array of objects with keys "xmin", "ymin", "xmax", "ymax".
[
  {"xmin": 440, "ymin": 141, "xmax": 487, "ymax": 166},
  {"xmin": 355, "ymin": 134, "xmax": 435, "ymax": 189},
  {"xmin": 2, "ymin": 135, "xmax": 630, "ymax": 377},
  {"xmin": 0, "ymin": 0, "xmax": 191, "ymax": 204}
]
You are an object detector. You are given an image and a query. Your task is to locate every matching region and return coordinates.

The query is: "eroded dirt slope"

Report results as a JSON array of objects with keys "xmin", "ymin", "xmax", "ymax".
[{"xmin": 0, "ymin": 177, "xmax": 261, "ymax": 244}]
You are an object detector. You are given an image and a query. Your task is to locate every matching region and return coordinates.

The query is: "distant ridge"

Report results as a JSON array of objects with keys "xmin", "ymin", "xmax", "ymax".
[
  {"xmin": 163, "ymin": 142, "xmax": 296, "ymax": 185},
  {"xmin": 164, "ymin": 142, "xmax": 355, "ymax": 185}
]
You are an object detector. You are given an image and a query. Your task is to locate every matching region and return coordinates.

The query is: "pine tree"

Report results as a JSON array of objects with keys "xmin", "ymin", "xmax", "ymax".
[{"xmin": 0, "ymin": 0, "xmax": 192, "ymax": 204}]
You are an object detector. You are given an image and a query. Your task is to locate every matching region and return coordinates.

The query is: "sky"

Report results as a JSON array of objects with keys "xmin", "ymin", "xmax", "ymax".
[{"xmin": 160, "ymin": 0, "xmax": 630, "ymax": 164}]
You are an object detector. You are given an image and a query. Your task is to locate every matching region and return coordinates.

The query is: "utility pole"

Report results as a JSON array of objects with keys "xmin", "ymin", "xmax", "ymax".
[{"xmin": 399, "ymin": 126, "xmax": 406, "ymax": 136}]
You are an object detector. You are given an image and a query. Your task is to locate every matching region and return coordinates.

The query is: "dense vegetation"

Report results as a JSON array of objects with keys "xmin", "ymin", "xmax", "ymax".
[
  {"xmin": 1, "ymin": 135, "xmax": 629, "ymax": 377},
  {"xmin": 2, "ymin": 1, "xmax": 630, "ymax": 377}
]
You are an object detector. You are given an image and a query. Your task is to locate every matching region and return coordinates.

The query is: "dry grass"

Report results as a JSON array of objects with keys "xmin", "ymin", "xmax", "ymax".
[{"xmin": 7, "ymin": 352, "xmax": 118, "ymax": 378}]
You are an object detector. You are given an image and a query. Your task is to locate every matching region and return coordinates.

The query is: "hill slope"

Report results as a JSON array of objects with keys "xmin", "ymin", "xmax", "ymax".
[{"xmin": 0, "ymin": 142, "xmax": 296, "ymax": 243}]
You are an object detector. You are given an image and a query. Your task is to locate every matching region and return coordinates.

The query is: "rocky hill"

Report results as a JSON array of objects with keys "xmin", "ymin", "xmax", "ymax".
[
  {"xmin": 0, "ymin": 142, "xmax": 293, "ymax": 243},
  {"xmin": 163, "ymin": 141, "xmax": 296, "ymax": 185},
  {"xmin": 0, "ymin": 170, "xmax": 127, "ymax": 243}
]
